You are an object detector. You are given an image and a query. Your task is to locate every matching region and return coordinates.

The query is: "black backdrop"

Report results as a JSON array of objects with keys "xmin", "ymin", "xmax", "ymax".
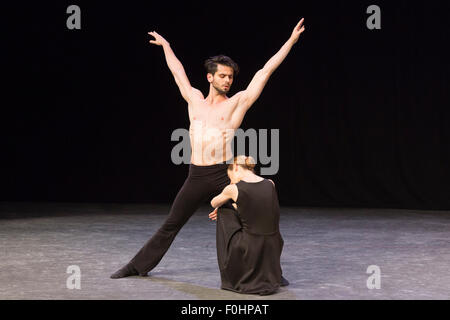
[{"xmin": 2, "ymin": 1, "xmax": 449, "ymax": 210}]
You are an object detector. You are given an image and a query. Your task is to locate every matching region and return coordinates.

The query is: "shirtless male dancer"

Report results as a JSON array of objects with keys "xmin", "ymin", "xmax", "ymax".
[{"xmin": 111, "ymin": 18, "xmax": 306, "ymax": 279}]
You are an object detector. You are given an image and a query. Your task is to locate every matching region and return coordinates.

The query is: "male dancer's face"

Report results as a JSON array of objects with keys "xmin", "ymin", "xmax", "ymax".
[{"xmin": 208, "ymin": 64, "xmax": 234, "ymax": 95}]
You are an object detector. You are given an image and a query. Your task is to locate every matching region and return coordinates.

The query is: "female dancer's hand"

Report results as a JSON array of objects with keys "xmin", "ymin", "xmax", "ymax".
[
  {"xmin": 148, "ymin": 31, "xmax": 169, "ymax": 46},
  {"xmin": 209, "ymin": 208, "xmax": 218, "ymax": 221}
]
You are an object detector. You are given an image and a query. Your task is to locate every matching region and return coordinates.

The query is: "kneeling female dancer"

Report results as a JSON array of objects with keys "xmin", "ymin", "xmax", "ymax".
[{"xmin": 209, "ymin": 156, "xmax": 289, "ymax": 295}]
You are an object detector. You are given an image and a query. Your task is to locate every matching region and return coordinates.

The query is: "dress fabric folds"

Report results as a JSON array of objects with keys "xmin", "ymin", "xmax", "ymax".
[{"xmin": 216, "ymin": 179, "xmax": 284, "ymax": 295}]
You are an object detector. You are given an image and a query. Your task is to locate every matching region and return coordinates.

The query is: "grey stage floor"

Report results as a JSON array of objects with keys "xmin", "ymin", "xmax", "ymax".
[{"xmin": 0, "ymin": 202, "xmax": 449, "ymax": 300}]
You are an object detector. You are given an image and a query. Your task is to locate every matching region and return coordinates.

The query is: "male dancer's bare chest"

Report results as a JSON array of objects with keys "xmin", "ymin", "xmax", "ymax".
[
  {"xmin": 188, "ymin": 102, "xmax": 235, "ymax": 129},
  {"xmin": 187, "ymin": 102, "xmax": 237, "ymax": 164}
]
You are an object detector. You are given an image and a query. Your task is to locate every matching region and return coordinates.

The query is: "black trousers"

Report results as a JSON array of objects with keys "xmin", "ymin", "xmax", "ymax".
[{"xmin": 129, "ymin": 162, "xmax": 232, "ymax": 274}]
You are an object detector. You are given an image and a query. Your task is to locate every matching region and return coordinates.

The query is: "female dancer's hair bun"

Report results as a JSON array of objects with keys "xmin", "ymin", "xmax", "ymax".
[
  {"xmin": 230, "ymin": 155, "xmax": 257, "ymax": 172},
  {"xmin": 245, "ymin": 156, "xmax": 256, "ymax": 170}
]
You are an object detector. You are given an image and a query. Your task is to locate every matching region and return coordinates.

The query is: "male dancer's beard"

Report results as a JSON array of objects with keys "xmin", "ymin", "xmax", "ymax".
[{"xmin": 213, "ymin": 82, "xmax": 229, "ymax": 95}]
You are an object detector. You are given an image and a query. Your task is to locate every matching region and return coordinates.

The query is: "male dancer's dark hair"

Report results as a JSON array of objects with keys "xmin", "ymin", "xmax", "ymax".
[{"xmin": 204, "ymin": 55, "xmax": 240, "ymax": 76}]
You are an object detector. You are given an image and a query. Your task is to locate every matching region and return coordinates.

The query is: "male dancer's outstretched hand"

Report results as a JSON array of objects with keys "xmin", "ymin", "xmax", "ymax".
[
  {"xmin": 290, "ymin": 18, "xmax": 306, "ymax": 44},
  {"xmin": 148, "ymin": 31, "xmax": 169, "ymax": 46}
]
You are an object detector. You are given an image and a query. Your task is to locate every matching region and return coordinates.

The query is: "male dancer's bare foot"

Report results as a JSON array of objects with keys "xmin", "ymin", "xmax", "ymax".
[{"xmin": 110, "ymin": 263, "xmax": 144, "ymax": 279}]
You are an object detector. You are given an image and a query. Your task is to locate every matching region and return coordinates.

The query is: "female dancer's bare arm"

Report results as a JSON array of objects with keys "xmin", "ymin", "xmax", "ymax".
[{"xmin": 209, "ymin": 185, "xmax": 238, "ymax": 220}]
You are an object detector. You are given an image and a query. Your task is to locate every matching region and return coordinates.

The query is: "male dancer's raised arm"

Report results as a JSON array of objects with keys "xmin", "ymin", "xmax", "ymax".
[
  {"xmin": 233, "ymin": 19, "xmax": 306, "ymax": 121},
  {"xmin": 148, "ymin": 31, "xmax": 200, "ymax": 103}
]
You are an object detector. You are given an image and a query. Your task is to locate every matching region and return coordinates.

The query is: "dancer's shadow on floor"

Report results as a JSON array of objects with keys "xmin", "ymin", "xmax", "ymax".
[{"xmin": 134, "ymin": 275, "xmax": 297, "ymax": 300}]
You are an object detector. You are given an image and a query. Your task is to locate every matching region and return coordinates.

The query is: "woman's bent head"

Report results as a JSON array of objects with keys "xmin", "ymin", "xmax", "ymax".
[{"xmin": 227, "ymin": 155, "xmax": 256, "ymax": 184}]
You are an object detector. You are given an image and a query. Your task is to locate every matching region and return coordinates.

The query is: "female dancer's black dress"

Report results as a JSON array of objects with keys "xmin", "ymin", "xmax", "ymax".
[{"xmin": 216, "ymin": 179, "xmax": 284, "ymax": 295}]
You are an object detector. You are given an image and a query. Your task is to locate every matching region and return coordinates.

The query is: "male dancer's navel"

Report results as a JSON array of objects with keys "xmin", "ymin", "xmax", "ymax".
[{"xmin": 189, "ymin": 120, "xmax": 235, "ymax": 166}]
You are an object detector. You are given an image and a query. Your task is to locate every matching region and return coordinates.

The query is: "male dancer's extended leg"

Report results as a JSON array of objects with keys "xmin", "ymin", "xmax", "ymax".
[
  {"xmin": 110, "ymin": 163, "xmax": 231, "ymax": 279},
  {"xmin": 128, "ymin": 175, "xmax": 211, "ymax": 275}
]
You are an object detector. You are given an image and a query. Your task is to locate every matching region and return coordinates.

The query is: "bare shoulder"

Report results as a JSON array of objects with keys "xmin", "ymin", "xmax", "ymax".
[
  {"xmin": 224, "ymin": 184, "xmax": 238, "ymax": 202},
  {"xmin": 230, "ymin": 91, "xmax": 246, "ymax": 104},
  {"xmin": 191, "ymin": 88, "xmax": 205, "ymax": 100},
  {"xmin": 188, "ymin": 88, "xmax": 205, "ymax": 108},
  {"xmin": 231, "ymin": 91, "xmax": 245, "ymax": 99},
  {"xmin": 224, "ymin": 184, "xmax": 238, "ymax": 194}
]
